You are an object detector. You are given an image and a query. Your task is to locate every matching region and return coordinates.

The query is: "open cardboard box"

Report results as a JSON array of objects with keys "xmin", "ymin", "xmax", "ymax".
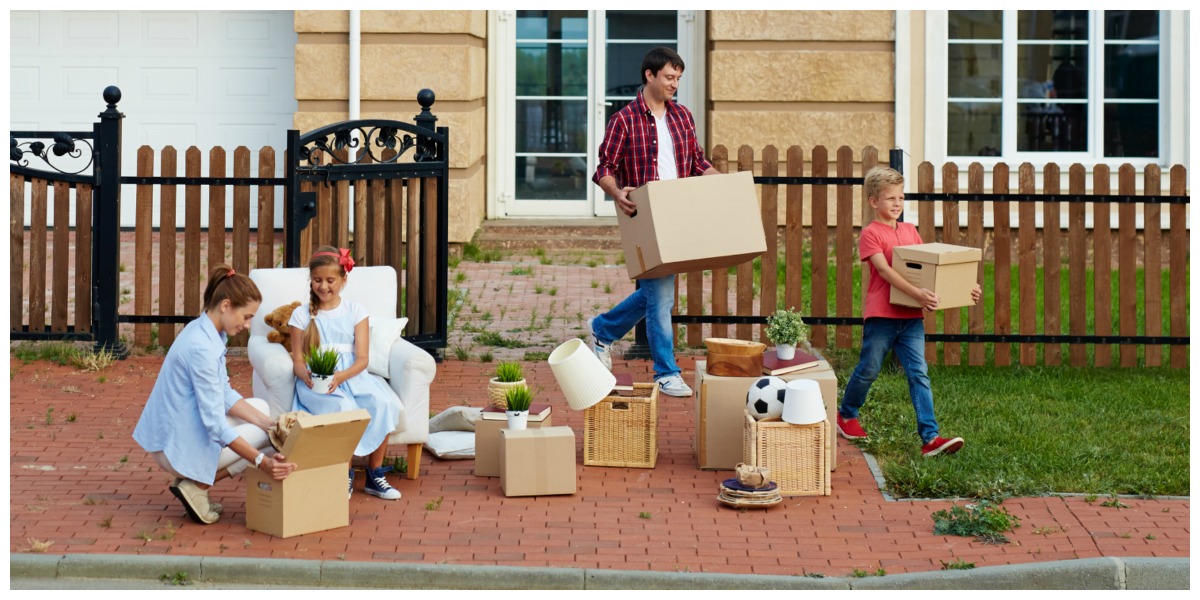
[
  {"xmin": 890, "ymin": 243, "xmax": 982, "ymax": 310},
  {"xmin": 617, "ymin": 170, "xmax": 766, "ymax": 279},
  {"xmin": 246, "ymin": 409, "xmax": 370, "ymax": 538}
]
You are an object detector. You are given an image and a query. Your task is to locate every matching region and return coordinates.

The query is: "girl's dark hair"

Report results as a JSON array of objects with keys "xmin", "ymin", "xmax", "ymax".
[
  {"xmin": 202, "ymin": 264, "xmax": 262, "ymax": 312},
  {"xmin": 641, "ymin": 46, "xmax": 685, "ymax": 84},
  {"xmin": 302, "ymin": 245, "xmax": 347, "ymax": 350}
]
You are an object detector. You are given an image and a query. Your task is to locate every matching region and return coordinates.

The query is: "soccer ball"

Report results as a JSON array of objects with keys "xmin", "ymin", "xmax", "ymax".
[{"xmin": 746, "ymin": 376, "xmax": 788, "ymax": 420}]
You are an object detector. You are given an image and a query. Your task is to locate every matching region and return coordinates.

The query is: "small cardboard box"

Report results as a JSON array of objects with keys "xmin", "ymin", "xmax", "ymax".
[
  {"xmin": 474, "ymin": 405, "xmax": 553, "ymax": 478},
  {"xmin": 695, "ymin": 359, "xmax": 838, "ymax": 472},
  {"xmin": 617, "ymin": 170, "xmax": 766, "ymax": 279},
  {"xmin": 499, "ymin": 426, "xmax": 577, "ymax": 497},
  {"xmin": 890, "ymin": 243, "xmax": 982, "ymax": 310},
  {"xmin": 246, "ymin": 409, "xmax": 370, "ymax": 538}
]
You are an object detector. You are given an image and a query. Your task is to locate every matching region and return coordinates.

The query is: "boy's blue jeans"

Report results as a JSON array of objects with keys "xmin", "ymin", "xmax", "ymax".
[
  {"xmin": 839, "ymin": 317, "xmax": 940, "ymax": 444},
  {"xmin": 591, "ymin": 275, "xmax": 678, "ymax": 380}
]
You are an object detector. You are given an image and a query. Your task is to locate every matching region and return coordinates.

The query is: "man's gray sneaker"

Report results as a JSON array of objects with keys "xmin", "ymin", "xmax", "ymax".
[
  {"xmin": 587, "ymin": 317, "xmax": 613, "ymax": 371},
  {"xmin": 656, "ymin": 373, "xmax": 693, "ymax": 397}
]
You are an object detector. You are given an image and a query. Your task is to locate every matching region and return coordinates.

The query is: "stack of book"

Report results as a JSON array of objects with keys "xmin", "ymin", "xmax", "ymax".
[{"xmin": 761, "ymin": 348, "xmax": 821, "ymax": 376}]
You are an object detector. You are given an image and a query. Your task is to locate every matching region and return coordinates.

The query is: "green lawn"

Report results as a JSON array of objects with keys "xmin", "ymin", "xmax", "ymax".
[{"xmin": 820, "ymin": 350, "xmax": 1190, "ymax": 499}]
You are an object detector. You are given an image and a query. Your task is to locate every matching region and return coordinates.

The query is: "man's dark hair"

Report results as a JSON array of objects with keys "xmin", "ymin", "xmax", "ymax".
[{"xmin": 641, "ymin": 46, "xmax": 685, "ymax": 85}]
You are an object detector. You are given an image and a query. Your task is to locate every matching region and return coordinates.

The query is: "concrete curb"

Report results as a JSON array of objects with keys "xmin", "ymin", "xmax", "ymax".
[{"xmin": 10, "ymin": 554, "xmax": 1189, "ymax": 589}]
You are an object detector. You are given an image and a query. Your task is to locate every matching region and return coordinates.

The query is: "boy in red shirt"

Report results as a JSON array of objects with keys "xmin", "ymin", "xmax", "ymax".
[{"xmin": 837, "ymin": 167, "xmax": 981, "ymax": 457}]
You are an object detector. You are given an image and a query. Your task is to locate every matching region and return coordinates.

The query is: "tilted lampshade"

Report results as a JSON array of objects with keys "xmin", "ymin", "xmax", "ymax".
[
  {"xmin": 548, "ymin": 338, "xmax": 617, "ymax": 411},
  {"xmin": 782, "ymin": 379, "xmax": 825, "ymax": 425}
]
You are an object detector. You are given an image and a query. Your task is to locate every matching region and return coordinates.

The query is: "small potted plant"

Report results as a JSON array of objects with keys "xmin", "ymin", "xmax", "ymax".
[
  {"xmin": 488, "ymin": 361, "xmax": 526, "ymax": 410},
  {"xmin": 305, "ymin": 346, "xmax": 340, "ymax": 394},
  {"xmin": 765, "ymin": 308, "xmax": 808, "ymax": 360},
  {"xmin": 503, "ymin": 384, "xmax": 533, "ymax": 430}
]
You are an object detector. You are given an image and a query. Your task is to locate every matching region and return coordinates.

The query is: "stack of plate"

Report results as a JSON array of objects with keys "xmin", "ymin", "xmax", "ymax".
[{"xmin": 716, "ymin": 478, "xmax": 783, "ymax": 509}]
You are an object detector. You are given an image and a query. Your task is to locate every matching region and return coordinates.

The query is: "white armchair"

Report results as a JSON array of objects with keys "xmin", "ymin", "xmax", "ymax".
[{"xmin": 247, "ymin": 266, "xmax": 434, "ymax": 479}]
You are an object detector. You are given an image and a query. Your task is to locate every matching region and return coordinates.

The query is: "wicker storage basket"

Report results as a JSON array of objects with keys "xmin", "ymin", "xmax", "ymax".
[
  {"xmin": 487, "ymin": 378, "xmax": 526, "ymax": 410},
  {"xmin": 742, "ymin": 412, "xmax": 829, "ymax": 496},
  {"xmin": 583, "ymin": 383, "xmax": 658, "ymax": 468}
]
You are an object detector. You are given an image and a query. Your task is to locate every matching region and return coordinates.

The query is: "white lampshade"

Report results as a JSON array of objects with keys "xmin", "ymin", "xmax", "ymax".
[
  {"xmin": 548, "ymin": 338, "xmax": 617, "ymax": 411},
  {"xmin": 782, "ymin": 379, "xmax": 825, "ymax": 425}
]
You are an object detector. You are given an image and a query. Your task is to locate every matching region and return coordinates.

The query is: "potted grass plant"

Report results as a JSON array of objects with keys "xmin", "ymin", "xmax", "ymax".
[
  {"xmin": 305, "ymin": 346, "xmax": 340, "ymax": 394},
  {"xmin": 488, "ymin": 361, "xmax": 526, "ymax": 410},
  {"xmin": 504, "ymin": 384, "xmax": 533, "ymax": 430},
  {"xmin": 765, "ymin": 308, "xmax": 809, "ymax": 360}
]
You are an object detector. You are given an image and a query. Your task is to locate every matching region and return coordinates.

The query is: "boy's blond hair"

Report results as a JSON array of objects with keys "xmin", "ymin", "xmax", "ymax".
[{"xmin": 864, "ymin": 166, "xmax": 904, "ymax": 202}]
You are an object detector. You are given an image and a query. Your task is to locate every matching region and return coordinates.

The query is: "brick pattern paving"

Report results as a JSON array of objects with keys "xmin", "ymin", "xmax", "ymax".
[{"xmin": 8, "ymin": 246, "xmax": 1189, "ymax": 576}]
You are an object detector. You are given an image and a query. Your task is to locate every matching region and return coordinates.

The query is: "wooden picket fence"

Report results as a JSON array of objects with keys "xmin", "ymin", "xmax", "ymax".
[{"xmin": 675, "ymin": 145, "xmax": 1189, "ymax": 368}]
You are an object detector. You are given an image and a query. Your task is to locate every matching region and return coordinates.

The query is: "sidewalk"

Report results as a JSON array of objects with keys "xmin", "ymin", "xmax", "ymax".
[{"xmin": 8, "ymin": 253, "xmax": 1190, "ymax": 584}]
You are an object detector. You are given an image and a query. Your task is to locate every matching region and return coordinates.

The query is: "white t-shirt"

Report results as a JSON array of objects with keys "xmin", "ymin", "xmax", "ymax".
[{"xmin": 654, "ymin": 112, "xmax": 677, "ymax": 181}]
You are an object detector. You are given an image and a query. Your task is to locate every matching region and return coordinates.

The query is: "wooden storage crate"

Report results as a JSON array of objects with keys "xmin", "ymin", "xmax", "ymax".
[
  {"xmin": 583, "ymin": 383, "xmax": 658, "ymax": 468},
  {"xmin": 742, "ymin": 412, "xmax": 829, "ymax": 496}
]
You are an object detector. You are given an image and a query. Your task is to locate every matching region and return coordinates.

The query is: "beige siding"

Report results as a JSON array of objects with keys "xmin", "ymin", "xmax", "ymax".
[{"xmin": 709, "ymin": 10, "xmax": 894, "ymax": 41}]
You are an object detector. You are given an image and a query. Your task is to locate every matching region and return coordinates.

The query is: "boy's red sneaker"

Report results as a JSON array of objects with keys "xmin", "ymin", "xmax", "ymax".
[
  {"xmin": 921, "ymin": 436, "xmax": 964, "ymax": 458},
  {"xmin": 837, "ymin": 415, "xmax": 868, "ymax": 440}
]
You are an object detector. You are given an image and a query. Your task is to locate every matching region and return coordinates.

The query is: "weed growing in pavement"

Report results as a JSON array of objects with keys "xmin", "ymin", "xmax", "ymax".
[
  {"xmin": 940, "ymin": 559, "xmax": 975, "ymax": 570},
  {"xmin": 478, "ymin": 350, "xmax": 494, "ymax": 362},
  {"xmin": 425, "ymin": 496, "xmax": 444, "ymax": 511},
  {"xmin": 481, "ymin": 311, "xmax": 492, "ymax": 322},
  {"xmin": 802, "ymin": 571, "xmax": 825, "ymax": 578},
  {"xmin": 539, "ymin": 254, "xmax": 553, "ymax": 266},
  {"xmin": 638, "ymin": 512, "xmax": 652, "ymax": 519},
  {"xmin": 243, "ymin": 539, "xmax": 252, "ymax": 548},
  {"xmin": 475, "ymin": 331, "xmax": 524, "ymax": 348},
  {"xmin": 603, "ymin": 283, "xmax": 612, "ymax": 294},
  {"xmin": 14, "ymin": 341, "xmax": 79, "ymax": 365},
  {"xmin": 99, "ymin": 516, "xmax": 113, "ymax": 529},
  {"xmin": 1101, "ymin": 494, "xmax": 1130, "ymax": 509},
  {"xmin": 535, "ymin": 284, "xmax": 545, "ymax": 294},
  {"xmin": 119, "ymin": 262, "xmax": 126, "ymax": 272},
  {"xmin": 97, "ymin": 431, "xmax": 105, "ymax": 440},
  {"xmin": 219, "ymin": 543, "xmax": 229, "ymax": 553},
  {"xmin": 27, "ymin": 538, "xmax": 53, "ymax": 553},
  {"xmin": 453, "ymin": 346, "xmax": 470, "ymax": 361},
  {"xmin": 159, "ymin": 572, "xmax": 192, "ymax": 586},
  {"xmin": 1145, "ymin": 534, "xmax": 1157, "ymax": 540},
  {"xmin": 386, "ymin": 455, "xmax": 408, "ymax": 474},
  {"xmin": 931, "ymin": 501, "xmax": 1021, "ymax": 545},
  {"xmin": 591, "ymin": 280, "xmax": 599, "ymax": 288},
  {"xmin": 82, "ymin": 496, "xmax": 104, "ymax": 506},
  {"xmin": 137, "ymin": 521, "xmax": 177, "ymax": 542},
  {"xmin": 1084, "ymin": 493, "xmax": 1099, "ymax": 503},
  {"xmin": 548, "ymin": 287, "xmax": 558, "ymax": 296},
  {"xmin": 98, "ymin": 375, "xmax": 107, "ymax": 383},
  {"xmin": 849, "ymin": 568, "xmax": 871, "ymax": 578},
  {"xmin": 875, "ymin": 568, "xmax": 887, "ymax": 577},
  {"xmin": 66, "ymin": 413, "xmax": 77, "ymax": 423},
  {"xmin": 1162, "ymin": 508, "xmax": 1170, "ymax": 513},
  {"xmin": 462, "ymin": 242, "xmax": 503, "ymax": 263},
  {"xmin": 1033, "ymin": 525, "xmax": 1066, "ymax": 535},
  {"xmin": 45, "ymin": 407, "xmax": 54, "ymax": 425},
  {"xmin": 523, "ymin": 351, "xmax": 550, "ymax": 361},
  {"xmin": 74, "ymin": 347, "xmax": 116, "ymax": 371},
  {"xmin": 510, "ymin": 266, "xmax": 533, "ymax": 276},
  {"xmin": 455, "ymin": 271, "xmax": 467, "ymax": 284},
  {"xmin": 586, "ymin": 258, "xmax": 599, "ymax": 268}
]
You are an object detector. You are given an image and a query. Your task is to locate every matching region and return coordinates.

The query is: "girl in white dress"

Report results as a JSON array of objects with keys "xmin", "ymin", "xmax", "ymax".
[{"xmin": 289, "ymin": 246, "xmax": 405, "ymax": 501}]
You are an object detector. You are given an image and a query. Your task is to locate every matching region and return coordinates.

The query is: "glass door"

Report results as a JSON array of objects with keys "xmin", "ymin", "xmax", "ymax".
[{"xmin": 497, "ymin": 10, "xmax": 694, "ymax": 218}]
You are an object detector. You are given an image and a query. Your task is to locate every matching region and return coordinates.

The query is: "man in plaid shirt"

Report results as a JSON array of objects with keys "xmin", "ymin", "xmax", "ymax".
[{"xmin": 587, "ymin": 46, "xmax": 719, "ymax": 398}]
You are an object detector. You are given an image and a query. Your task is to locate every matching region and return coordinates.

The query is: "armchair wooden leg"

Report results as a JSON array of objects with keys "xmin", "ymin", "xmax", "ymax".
[{"xmin": 405, "ymin": 443, "xmax": 422, "ymax": 480}]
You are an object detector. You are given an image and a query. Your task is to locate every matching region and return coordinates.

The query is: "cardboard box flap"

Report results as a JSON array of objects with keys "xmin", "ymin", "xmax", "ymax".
[
  {"xmin": 280, "ymin": 409, "xmax": 371, "ymax": 469},
  {"xmin": 894, "ymin": 243, "xmax": 982, "ymax": 266}
]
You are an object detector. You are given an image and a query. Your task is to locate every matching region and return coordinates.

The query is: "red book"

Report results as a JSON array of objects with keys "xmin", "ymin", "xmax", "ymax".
[
  {"xmin": 480, "ymin": 403, "xmax": 552, "ymax": 420},
  {"xmin": 612, "ymin": 372, "xmax": 634, "ymax": 392},
  {"xmin": 761, "ymin": 349, "xmax": 821, "ymax": 376}
]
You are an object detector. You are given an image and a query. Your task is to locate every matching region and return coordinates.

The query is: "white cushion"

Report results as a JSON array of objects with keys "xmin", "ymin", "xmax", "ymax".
[
  {"xmin": 424, "ymin": 431, "xmax": 475, "ymax": 460},
  {"xmin": 368, "ymin": 317, "xmax": 408, "ymax": 378},
  {"xmin": 428, "ymin": 406, "xmax": 481, "ymax": 433}
]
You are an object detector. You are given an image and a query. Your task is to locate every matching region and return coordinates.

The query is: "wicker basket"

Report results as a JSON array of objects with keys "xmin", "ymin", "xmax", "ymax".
[
  {"xmin": 583, "ymin": 383, "xmax": 658, "ymax": 468},
  {"xmin": 742, "ymin": 412, "xmax": 829, "ymax": 496},
  {"xmin": 487, "ymin": 378, "xmax": 526, "ymax": 410}
]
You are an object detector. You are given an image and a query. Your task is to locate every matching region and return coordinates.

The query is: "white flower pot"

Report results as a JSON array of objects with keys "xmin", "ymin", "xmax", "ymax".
[
  {"xmin": 506, "ymin": 410, "xmax": 529, "ymax": 430},
  {"xmin": 311, "ymin": 373, "xmax": 333, "ymax": 395},
  {"xmin": 775, "ymin": 344, "xmax": 796, "ymax": 360}
]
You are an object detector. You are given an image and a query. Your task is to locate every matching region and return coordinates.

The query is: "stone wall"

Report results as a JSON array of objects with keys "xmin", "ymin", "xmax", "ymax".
[
  {"xmin": 294, "ymin": 10, "xmax": 486, "ymax": 243},
  {"xmin": 708, "ymin": 10, "xmax": 896, "ymax": 226}
]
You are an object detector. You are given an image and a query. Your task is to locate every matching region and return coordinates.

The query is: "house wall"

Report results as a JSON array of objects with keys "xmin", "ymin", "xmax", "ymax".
[
  {"xmin": 293, "ymin": 10, "xmax": 487, "ymax": 244},
  {"xmin": 707, "ymin": 10, "xmax": 897, "ymax": 226}
]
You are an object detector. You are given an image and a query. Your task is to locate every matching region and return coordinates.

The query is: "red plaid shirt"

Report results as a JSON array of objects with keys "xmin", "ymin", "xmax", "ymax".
[{"xmin": 593, "ymin": 89, "xmax": 712, "ymax": 189}]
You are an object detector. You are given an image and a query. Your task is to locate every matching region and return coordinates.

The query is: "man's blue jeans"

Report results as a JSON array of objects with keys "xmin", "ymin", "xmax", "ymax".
[
  {"xmin": 838, "ymin": 317, "xmax": 940, "ymax": 444},
  {"xmin": 591, "ymin": 275, "xmax": 678, "ymax": 380}
]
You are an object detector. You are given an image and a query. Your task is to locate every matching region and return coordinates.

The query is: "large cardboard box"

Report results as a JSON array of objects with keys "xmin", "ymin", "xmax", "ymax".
[
  {"xmin": 246, "ymin": 409, "xmax": 370, "ymax": 538},
  {"xmin": 474, "ymin": 405, "xmax": 552, "ymax": 478},
  {"xmin": 499, "ymin": 426, "xmax": 577, "ymax": 497},
  {"xmin": 890, "ymin": 243, "xmax": 982, "ymax": 310},
  {"xmin": 695, "ymin": 360, "xmax": 838, "ymax": 472},
  {"xmin": 617, "ymin": 170, "xmax": 766, "ymax": 279}
]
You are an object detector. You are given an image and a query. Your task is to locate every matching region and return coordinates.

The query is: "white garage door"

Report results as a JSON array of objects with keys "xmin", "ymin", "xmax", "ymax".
[{"xmin": 10, "ymin": 10, "xmax": 297, "ymax": 227}]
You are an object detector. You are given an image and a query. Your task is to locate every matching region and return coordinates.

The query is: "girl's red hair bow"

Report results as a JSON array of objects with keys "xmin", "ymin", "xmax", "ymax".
[{"xmin": 314, "ymin": 248, "xmax": 355, "ymax": 273}]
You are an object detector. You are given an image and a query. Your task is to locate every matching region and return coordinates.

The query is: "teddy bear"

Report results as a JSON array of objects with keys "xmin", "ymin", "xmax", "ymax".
[{"xmin": 264, "ymin": 301, "xmax": 301, "ymax": 347}]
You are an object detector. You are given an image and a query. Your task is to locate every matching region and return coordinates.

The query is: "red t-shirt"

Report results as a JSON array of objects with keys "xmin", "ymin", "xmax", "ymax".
[{"xmin": 859, "ymin": 220, "xmax": 926, "ymax": 320}]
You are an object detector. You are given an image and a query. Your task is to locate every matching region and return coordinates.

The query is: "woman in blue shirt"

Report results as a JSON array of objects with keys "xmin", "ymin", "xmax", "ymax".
[{"xmin": 133, "ymin": 265, "xmax": 297, "ymax": 524}]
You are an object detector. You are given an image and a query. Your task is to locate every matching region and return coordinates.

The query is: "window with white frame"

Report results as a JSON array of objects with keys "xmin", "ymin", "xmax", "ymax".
[{"xmin": 941, "ymin": 10, "xmax": 1162, "ymax": 161}]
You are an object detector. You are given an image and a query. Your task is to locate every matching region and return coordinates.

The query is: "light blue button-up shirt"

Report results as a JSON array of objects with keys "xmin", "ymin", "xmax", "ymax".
[{"xmin": 133, "ymin": 314, "xmax": 243, "ymax": 484}]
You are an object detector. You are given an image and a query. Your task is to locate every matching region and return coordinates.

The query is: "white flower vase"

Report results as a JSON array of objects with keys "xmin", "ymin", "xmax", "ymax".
[
  {"xmin": 775, "ymin": 344, "xmax": 796, "ymax": 360},
  {"xmin": 311, "ymin": 374, "xmax": 333, "ymax": 395},
  {"xmin": 506, "ymin": 410, "xmax": 529, "ymax": 430}
]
